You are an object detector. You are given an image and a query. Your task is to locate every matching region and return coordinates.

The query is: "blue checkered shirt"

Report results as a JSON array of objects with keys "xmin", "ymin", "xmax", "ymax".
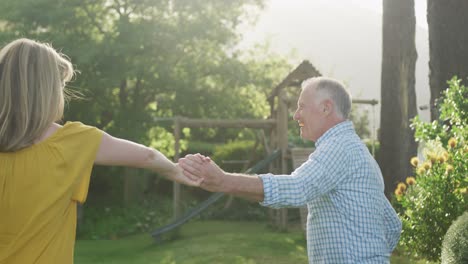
[{"xmin": 259, "ymin": 121, "xmax": 401, "ymax": 264}]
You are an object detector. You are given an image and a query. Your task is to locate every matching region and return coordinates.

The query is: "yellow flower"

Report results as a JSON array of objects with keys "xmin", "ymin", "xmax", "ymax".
[
  {"xmin": 442, "ymin": 151, "xmax": 451, "ymax": 162},
  {"xmin": 448, "ymin": 137, "xmax": 457, "ymax": 148},
  {"xmin": 406, "ymin": 177, "xmax": 416, "ymax": 186},
  {"xmin": 394, "ymin": 188, "xmax": 403, "ymax": 197},
  {"xmin": 429, "ymin": 154, "xmax": 437, "ymax": 164},
  {"xmin": 410, "ymin": 157, "xmax": 419, "ymax": 167},
  {"xmin": 417, "ymin": 166, "xmax": 426, "ymax": 174},
  {"xmin": 437, "ymin": 155, "xmax": 447, "ymax": 163},
  {"xmin": 423, "ymin": 162, "xmax": 432, "ymax": 170},
  {"xmin": 442, "ymin": 151, "xmax": 449, "ymax": 159},
  {"xmin": 446, "ymin": 164, "xmax": 454, "ymax": 174},
  {"xmin": 397, "ymin": 182, "xmax": 407, "ymax": 192}
]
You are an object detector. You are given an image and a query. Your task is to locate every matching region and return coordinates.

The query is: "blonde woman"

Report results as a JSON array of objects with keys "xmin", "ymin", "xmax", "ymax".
[{"xmin": 0, "ymin": 38, "xmax": 202, "ymax": 263}]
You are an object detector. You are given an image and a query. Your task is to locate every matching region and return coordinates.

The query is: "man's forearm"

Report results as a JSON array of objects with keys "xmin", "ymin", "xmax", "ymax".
[{"xmin": 222, "ymin": 173, "xmax": 265, "ymax": 202}]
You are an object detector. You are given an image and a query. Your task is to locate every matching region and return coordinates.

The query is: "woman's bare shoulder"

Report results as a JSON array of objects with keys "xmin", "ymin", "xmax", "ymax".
[{"xmin": 34, "ymin": 123, "xmax": 63, "ymax": 144}]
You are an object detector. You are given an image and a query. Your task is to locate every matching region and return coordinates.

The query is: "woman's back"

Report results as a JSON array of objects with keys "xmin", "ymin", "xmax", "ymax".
[
  {"xmin": 0, "ymin": 37, "xmax": 201, "ymax": 264},
  {"xmin": 0, "ymin": 122, "xmax": 102, "ymax": 264}
]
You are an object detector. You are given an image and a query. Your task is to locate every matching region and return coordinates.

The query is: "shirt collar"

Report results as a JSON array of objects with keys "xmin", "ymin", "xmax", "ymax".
[{"xmin": 315, "ymin": 120, "xmax": 354, "ymax": 147}]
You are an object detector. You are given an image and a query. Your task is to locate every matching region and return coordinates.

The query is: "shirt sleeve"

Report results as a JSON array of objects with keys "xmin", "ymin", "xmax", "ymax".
[
  {"xmin": 383, "ymin": 198, "xmax": 402, "ymax": 252},
  {"xmin": 53, "ymin": 122, "xmax": 103, "ymax": 204},
  {"xmin": 259, "ymin": 141, "xmax": 349, "ymax": 208}
]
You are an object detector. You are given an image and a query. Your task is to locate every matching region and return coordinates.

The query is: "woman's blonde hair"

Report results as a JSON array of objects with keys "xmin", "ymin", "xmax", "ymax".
[{"xmin": 0, "ymin": 38, "xmax": 74, "ymax": 152}]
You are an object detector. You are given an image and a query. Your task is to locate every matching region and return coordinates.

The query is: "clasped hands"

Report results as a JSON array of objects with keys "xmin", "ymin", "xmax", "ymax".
[{"xmin": 177, "ymin": 154, "xmax": 227, "ymax": 193}]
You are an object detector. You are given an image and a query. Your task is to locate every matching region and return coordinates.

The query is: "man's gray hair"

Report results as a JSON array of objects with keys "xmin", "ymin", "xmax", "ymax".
[{"xmin": 302, "ymin": 77, "xmax": 352, "ymax": 119}]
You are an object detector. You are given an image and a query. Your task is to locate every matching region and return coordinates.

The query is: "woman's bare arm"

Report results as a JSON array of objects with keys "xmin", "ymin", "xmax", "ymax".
[{"xmin": 95, "ymin": 132, "xmax": 202, "ymax": 186}]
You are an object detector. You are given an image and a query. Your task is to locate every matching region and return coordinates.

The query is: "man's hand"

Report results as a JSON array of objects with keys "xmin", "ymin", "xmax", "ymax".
[
  {"xmin": 179, "ymin": 154, "xmax": 227, "ymax": 193},
  {"xmin": 171, "ymin": 163, "xmax": 204, "ymax": 187}
]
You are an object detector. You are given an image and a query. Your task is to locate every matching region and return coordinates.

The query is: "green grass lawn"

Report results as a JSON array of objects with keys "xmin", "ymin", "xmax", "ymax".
[{"xmin": 74, "ymin": 220, "xmax": 432, "ymax": 264}]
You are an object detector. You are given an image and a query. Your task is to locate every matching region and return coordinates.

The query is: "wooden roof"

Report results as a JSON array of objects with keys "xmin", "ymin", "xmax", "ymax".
[{"xmin": 268, "ymin": 60, "xmax": 321, "ymax": 102}]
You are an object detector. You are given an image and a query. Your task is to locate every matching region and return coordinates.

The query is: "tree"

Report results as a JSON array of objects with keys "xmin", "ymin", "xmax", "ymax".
[
  {"xmin": 378, "ymin": 0, "xmax": 418, "ymax": 197},
  {"xmin": 427, "ymin": 1, "xmax": 468, "ymax": 120},
  {"xmin": 0, "ymin": 0, "xmax": 292, "ymax": 205}
]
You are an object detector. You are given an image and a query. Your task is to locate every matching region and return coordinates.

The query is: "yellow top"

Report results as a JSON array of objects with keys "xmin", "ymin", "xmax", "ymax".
[{"xmin": 0, "ymin": 122, "xmax": 103, "ymax": 264}]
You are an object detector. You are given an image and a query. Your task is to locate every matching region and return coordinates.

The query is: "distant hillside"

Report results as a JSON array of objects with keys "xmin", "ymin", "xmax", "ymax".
[{"xmin": 241, "ymin": 0, "xmax": 431, "ymax": 124}]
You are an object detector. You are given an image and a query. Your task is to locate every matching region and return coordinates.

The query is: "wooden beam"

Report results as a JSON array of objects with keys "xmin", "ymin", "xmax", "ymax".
[
  {"xmin": 351, "ymin": 99, "xmax": 379, "ymax": 105},
  {"xmin": 178, "ymin": 118, "xmax": 277, "ymax": 129},
  {"xmin": 285, "ymin": 96, "xmax": 379, "ymax": 106}
]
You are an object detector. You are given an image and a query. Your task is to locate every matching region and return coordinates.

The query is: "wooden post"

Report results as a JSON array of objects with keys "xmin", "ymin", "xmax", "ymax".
[
  {"xmin": 277, "ymin": 90, "xmax": 289, "ymax": 230},
  {"xmin": 268, "ymin": 121, "xmax": 277, "ymax": 227},
  {"xmin": 173, "ymin": 116, "xmax": 182, "ymax": 219}
]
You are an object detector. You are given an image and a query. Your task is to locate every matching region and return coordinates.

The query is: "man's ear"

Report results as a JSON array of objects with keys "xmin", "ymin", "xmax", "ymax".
[{"xmin": 322, "ymin": 99, "xmax": 333, "ymax": 116}]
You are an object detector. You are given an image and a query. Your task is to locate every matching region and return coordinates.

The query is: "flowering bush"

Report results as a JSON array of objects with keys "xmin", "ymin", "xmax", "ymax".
[{"xmin": 394, "ymin": 77, "xmax": 468, "ymax": 261}]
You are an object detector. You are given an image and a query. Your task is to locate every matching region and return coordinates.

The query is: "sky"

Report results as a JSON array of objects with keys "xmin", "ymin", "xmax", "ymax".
[
  {"xmin": 346, "ymin": 0, "xmax": 427, "ymax": 29},
  {"xmin": 256, "ymin": 0, "xmax": 427, "ymax": 28},
  {"xmin": 239, "ymin": 0, "xmax": 431, "ymax": 133},
  {"xmin": 242, "ymin": 0, "xmax": 428, "ymax": 34}
]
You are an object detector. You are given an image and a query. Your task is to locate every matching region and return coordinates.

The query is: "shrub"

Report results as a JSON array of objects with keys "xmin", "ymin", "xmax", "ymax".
[
  {"xmin": 182, "ymin": 140, "xmax": 217, "ymax": 157},
  {"xmin": 77, "ymin": 194, "xmax": 173, "ymax": 240},
  {"xmin": 394, "ymin": 77, "xmax": 468, "ymax": 261},
  {"xmin": 441, "ymin": 211, "xmax": 468, "ymax": 264},
  {"xmin": 211, "ymin": 140, "xmax": 264, "ymax": 173}
]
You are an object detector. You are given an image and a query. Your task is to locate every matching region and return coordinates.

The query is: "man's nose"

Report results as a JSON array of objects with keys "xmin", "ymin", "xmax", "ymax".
[{"xmin": 293, "ymin": 110, "xmax": 299, "ymax": 120}]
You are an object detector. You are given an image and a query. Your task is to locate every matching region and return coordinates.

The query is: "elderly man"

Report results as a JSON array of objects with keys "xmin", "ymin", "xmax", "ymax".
[{"xmin": 180, "ymin": 77, "xmax": 401, "ymax": 263}]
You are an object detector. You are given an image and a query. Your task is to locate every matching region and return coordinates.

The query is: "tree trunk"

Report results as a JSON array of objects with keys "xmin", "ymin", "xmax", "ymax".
[
  {"xmin": 378, "ymin": 0, "xmax": 418, "ymax": 197},
  {"xmin": 427, "ymin": 1, "xmax": 468, "ymax": 120}
]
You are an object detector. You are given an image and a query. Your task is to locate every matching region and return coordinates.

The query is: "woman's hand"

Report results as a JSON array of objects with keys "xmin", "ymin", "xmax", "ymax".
[{"xmin": 171, "ymin": 163, "xmax": 204, "ymax": 187}]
